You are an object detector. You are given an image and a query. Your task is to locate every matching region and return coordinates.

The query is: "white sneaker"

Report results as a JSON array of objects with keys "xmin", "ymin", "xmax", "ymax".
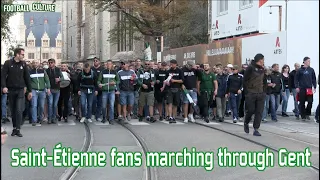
[
  {"xmin": 91, "ymin": 115, "xmax": 96, "ymax": 121},
  {"xmin": 127, "ymin": 115, "xmax": 131, "ymax": 121},
  {"xmin": 80, "ymin": 117, "xmax": 86, "ymax": 123},
  {"xmin": 87, "ymin": 119, "xmax": 93, "ymax": 123},
  {"xmin": 184, "ymin": 118, "xmax": 188, "ymax": 123},
  {"xmin": 239, "ymin": 117, "xmax": 243, "ymax": 122},
  {"xmin": 188, "ymin": 114, "xmax": 195, "ymax": 123},
  {"xmin": 97, "ymin": 118, "xmax": 102, "ymax": 122},
  {"xmin": 123, "ymin": 118, "xmax": 129, "ymax": 124},
  {"xmin": 233, "ymin": 118, "xmax": 237, "ymax": 123}
]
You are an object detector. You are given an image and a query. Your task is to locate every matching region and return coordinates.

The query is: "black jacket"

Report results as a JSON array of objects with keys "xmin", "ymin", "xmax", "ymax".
[
  {"xmin": 226, "ymin": 73, "xmax": 243, "ymax": 94},
  {"xmin": 1, "ymin": 59, "xmax": 32, "ymax": 92},
  {"xmin": 46, "ymin": 67, "xmax": 63, "ymax": 90},
  {"xmin": 243, "ymin": 61, "xmax": 266, "ymax": 94},
  {"xmin": 270, "ymin": 71, "xmax": 283, "ymax": 94}
]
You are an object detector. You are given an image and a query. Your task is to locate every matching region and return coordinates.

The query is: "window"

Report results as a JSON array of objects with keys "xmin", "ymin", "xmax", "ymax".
[
  {"xmin": 27, "ymin": 40, "xmax": 35, "ymax": 47},
  {"xmin": 42, "ymin": 53, "xmax": 49, "ymax": 60},
  {"xmin": 28, "ymin": 53, "xmax": 35, "ymax": 59},
  {"xmin": 217, "ymin": 0, "xmax": 228, "ymax": 15},
  {"xmin": 56, "ymin": 53, "xmax": 62, "ymax": 59},
  {"xmin": 239, "ymin": 0, "xmax": 253, "ymax": 9},
  {"xmin": 42, "ymin": 40, "xmax": 49, "ymax": 47},
  {"xmin": 56, "ymin": 40, "xmax": 62, "ymax": 47}
]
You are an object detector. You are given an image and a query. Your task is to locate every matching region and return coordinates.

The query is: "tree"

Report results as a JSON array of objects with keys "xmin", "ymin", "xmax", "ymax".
[
  {"xmin": 87, "ymin": 0, "xmax": 190, "ymax": 42},
  {"xmin": 7, "ymin": 44, "xmax": 23, "ymax": 58},
  {"xmin": 165, "ymin": 1, "xmax": 208, "ymax": 48},
  {"xmin": 1, "ymin": 0, "xmax": 16, "ymax": 41}
]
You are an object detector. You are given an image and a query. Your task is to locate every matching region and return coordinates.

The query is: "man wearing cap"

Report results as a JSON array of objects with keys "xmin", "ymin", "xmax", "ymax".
[
  {"xmin": 91, "ymin": 57, "xmax": 104, "ymax": 121},
  {"xmin": 155, "ymin": 62, "xmax": 169, "ymax": 121},
  {"xmin": 243, "ymin": 53, "xmax": 266, "ymax": 136},
  {"xmin": 197, "ymin": 63, "xmax": 218, "ymax": 123},
  {"xmin": 294, "ymin": 57, "xmax": 317, "ymax": 120},
  {"xmin": 166, "ymin": 59, "xmax": 184, "ymax": 123},
  {"xmin": 117, "ymin": 60, "xmax": 137, "ymax": 123},
  {"xmin": 181, "ymin": 60, "xmax": 199, "ymax": 123},
  {"xmin": 225, "ymin": 65, "xmax": 243, "ymax": 123}
]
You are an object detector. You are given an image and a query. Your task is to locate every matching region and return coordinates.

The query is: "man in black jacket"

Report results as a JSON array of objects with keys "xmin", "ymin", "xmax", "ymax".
[
  {"xmin": 243, "ymin": 53, "xmax": 266, "ymax": 136},
  {"xmin": 1, "ymin": 48, "xmax": 32, "ymax": 137},
  {"xmin": 270, "ymin": 63, "xmax": 283, "ymax": 121},
  {"xmin": 226, "ymin": 65, "xmax": 243, "ymax": 123}
]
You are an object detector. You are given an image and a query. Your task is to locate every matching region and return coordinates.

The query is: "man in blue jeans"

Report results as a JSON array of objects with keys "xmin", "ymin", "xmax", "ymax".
[
  {"xmin": 1, "ymin": 93, "xmax": 9, "ymax": 123},
  {"xmin": 97, "ymin": 60, "xmax": 119, "ymax": 124},
  {"xmin": 226, "ymin": 65, "xmax": 243, "ymax": 123},
  {"xmin": 46, "ymin": 58, "xmax": 63, "ymax": 124},
  {"xmin": 118, "ymin": 60, "xmax": 137, "ymax": 124},
  {"xmin": 91, "ymin": 57, "xmax": 104, "ymax": 121},
  {"xmin": 79, "ymin": 63, "xmax": 98, "ymax": 123},
  {"xmin": 29, "ymin": 60, "xmax": 51, "ymax": 126}
]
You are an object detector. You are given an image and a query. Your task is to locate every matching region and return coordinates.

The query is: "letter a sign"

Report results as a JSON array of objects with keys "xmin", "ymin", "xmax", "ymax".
[
  {"xmin": 276, "ymin": 37, "xmax": 280, "ymax": 47},
  {"xmin": 238, "ymin": 14, "xmax": 241, "ymax": 24}
]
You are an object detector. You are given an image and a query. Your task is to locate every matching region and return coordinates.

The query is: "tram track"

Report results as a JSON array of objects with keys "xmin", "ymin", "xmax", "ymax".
[
  {"xmin": 59, "ymin": 122, "xmax": 93, "ymax": 180},
  {"xmin": 176, "ymin": 117, "xmax": 319, "ymax": 172},
  {"xmin": 118, "ymin": 121, "xmax": 158, "ymax": 180}
]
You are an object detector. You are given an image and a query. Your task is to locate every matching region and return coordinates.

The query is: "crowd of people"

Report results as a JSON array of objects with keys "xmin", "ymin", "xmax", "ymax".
[{"xmin": 1, "ymin": 48, "xmax": 319, "ymax": 138}]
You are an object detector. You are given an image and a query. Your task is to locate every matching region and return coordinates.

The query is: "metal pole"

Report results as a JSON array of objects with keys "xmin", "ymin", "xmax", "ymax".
[
  {"xmin": 279, "ymin": 6, "xmax": 282, "ymax": 31},
  {"xmin": 285, "ymin": 0, "xmax": 288, "ymax": 31}
]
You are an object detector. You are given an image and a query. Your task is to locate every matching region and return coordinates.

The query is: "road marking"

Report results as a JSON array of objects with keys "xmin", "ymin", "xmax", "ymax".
[
  {"xmin": 22, "ymin": 123, "xmax": 42, "ymax": 127},
  {"xmin": 224, "ymin": 120, "xmax": 253, "ymax": 127},
  {"xmin": 93, "ymin": 121, "xmax": 110, "ymax": 126},
  {"xmin": 58, "ymin": 120, "xmax": 76, "ymax": 126},
  {"xmin": 197, "ymin": 121, "xmax": 221, "ymax": 125},
  {"xmin": 159, "ymin": 121, "xmax": 185, "ymax": 125},
  {"xmin": 128, "ymin": 119, "xmax": 150, "ymax": 125}
]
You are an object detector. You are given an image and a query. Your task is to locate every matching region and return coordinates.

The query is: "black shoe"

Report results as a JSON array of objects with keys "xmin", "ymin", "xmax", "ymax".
[
  {"xmin": 306, "ymin": 116, "xmax": 310, "ymax": 120},
  {"xmin": 51, "ymin": 121, "xmax": 57, "ymax": 124},
  {"xmin": 218, "ymin": 117, "xmax": 224, "ymax": 122},
  {"xmin": 32, "ymin": 123, "xmax": 36, "ymax": 126},
  {"xmin": 244, "ymin": 123, "xmax": 249, "ymax": 134},
  {"xmin": 211, "ymin": 116, "xmax": 216, "ymax": 121},
  {"xmin": 109, "ymin": 120, "xmax": 114, "ymax": 125},
  {"xmin": 159, "ymin": 116, "xmax": 163, "ymax": 121},
  {"xmin": 204, "ymin": 117, "xmax": 209, "ymax": 123},
  {"xmin": 171, "ymin": 118, "xmax": 176, "ymax": 123},
  {"xmin": 150, "ymin": 117, "xmax": 156, "ymax": 123},
  {"xmin": 101, "ymin": 119, "xmax": 106, "ymax": 123},
  {"xmin": 282, "ymin": 113, "xmax": 289, "ymax": 117},
  {"xmin": 169, "ymin": 117, "xmax": 174, "ymax": 123},
  {"xmin": 146, "ymin": 116, "xmax": 150, "ymax": 121},
  {"xmin": 138, "ymin": 116, "xmax": 143, "ymax": 122},
  {"xmin": 253, "ymin": 130, "xmax": 261, "ymax": 136},
  {"xmin": 64, "ymin": 117, "xmax": 68, "ymax": 122},
  {"xmin": 15, "ymin": 130, "xmax": 23, "ymax": 137},
  {"xmin": 11, "ymin": 129, "xmax": 17, "ymax": 136}
]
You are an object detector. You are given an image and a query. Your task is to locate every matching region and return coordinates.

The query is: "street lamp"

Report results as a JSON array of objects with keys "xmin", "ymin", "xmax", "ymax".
[{"xmin": 267, "ymin": 0, "xmax": 288, "ymax": 31}]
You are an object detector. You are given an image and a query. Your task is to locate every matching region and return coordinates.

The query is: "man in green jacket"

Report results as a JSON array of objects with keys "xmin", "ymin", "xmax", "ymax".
[
  {"xmin": 30, "ymin": 60, "xmax": 51, "ymax": 126},
  {"xmin": 97, "ymin": 60, "xmax": 119, "ymax": 124}
]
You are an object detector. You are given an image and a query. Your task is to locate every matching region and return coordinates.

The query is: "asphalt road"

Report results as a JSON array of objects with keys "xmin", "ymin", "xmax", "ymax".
[{"xmin": 1, "ymin": 115, "xmax": 319, "ymax": 180}]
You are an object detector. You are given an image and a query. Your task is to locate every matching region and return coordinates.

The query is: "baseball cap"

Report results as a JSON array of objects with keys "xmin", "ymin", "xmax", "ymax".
[
  {"xmin": 227, "ymin": 64, "xmax": 233, "ymax": 68},
  {"xmin": 232, "ymin": 65, "xmax": 239, "ymax": 70}
]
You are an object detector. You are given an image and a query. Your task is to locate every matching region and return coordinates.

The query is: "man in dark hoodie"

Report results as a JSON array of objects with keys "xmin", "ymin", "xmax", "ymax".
[
  {"xmin": 243, "ymin": 53, "xmax": 266, "ymax": 136},
  {"xmin": 295, "ymin": 57, "xmax": 317, "ymax": 120},
  {"xmin": 91, "ymin": 57, "xmax": 104, "ymax": 121},
  {"xmin": 215, "ymin": 65, "xmax": 228, "ymax": 122}
]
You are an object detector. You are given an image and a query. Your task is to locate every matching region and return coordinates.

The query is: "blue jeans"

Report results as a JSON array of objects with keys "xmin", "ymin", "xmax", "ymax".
[
  {"xmin": 31, "ymin": 90, "xmax": 46, "ymax": 123},
  {"xmin": 291, "ymin": 89, "xmax": 299, "ymax": 116},
  {"xmin": 81, "ymin": 91, "xmax": 94, "ymax": 119},
  {"xmin": 119, "ymin": 91, "xmax": 134, "ymax": 105},
  {"xmin": 270, "ymin": 94, "xmax": 280, "ymax": 120},
  {"xmin": 281, "ymin": 89, "xmax": 290, "ymax": 113},
  {"xmin": 262, "ymin": 95, "xmax": 271, "ymax": 120},
  {"xmin": 92, "ymin": 92, "xmax": 102, "ymax": 118},
  {"xmin": 48, "ymin": 90, "xmax": 60, "ymax": 121},
  {"xmin": 229, "ymin": 93, "xmax": 241, "ymax": 119},
  {"xmin": 101, "ymin": 91, "xmax": 115, "ymax": 121},
  {"xmin": 1, "ymin": 94, "xmax": 7, "ymax": 118}
]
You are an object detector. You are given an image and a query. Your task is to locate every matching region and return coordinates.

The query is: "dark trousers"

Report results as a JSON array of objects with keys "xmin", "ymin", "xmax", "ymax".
[
  {"xmin": 199, "ymin": 91, "xmax": 212, "ymax": 118},
  {"xmin": 298, "ymin": 89, "xmax": 313, "ymax": 118},
  {"xmin": 239, "ymin": 94, "xmax": 245, "ymax": 118},
  {"xmin": 244, "ymin": 92, "xmax": 266, "ymax": 129},
  {"xmin": 72, "ymin": 93, "xmax": 80, "ymax": 117},
  {"xmin": 8, "ymin": 89, "xmax": 25, "ymax": 129},
  {"xmin": 315, "ymin": 104, "xmax": 319, "ymax": 121},
  {"xmin": 58, "ymin": 87, "xmax": 70, "ymax": 118}
]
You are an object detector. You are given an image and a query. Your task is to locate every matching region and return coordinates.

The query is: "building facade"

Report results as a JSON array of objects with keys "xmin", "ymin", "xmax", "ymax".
[
  {"xmin": 208, "ymin": 0, "xmax": 319, "ymax": 111},
  {"xmin": 61, "ymin": 0, "xmax": 144, "ymax": 64}
]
